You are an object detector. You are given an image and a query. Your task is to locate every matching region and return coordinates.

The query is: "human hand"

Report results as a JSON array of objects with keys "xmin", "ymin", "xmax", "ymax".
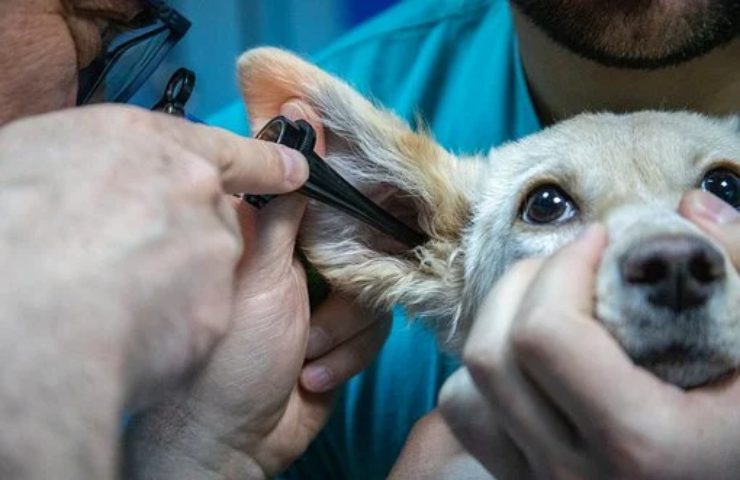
[
  {"xmin": 439, "ymin": 202, "xmax": 740, "ymax": 479},
  {"xmin": 680, "ymin": 189, "xmax": 739, "ymax": 268},
  {"xmin": 388, "ymin": 410, "xmax": 493, "ymax": 480},
  {"xmin": 124, "ymin": 100, "xmax": 390, "ymax": 479},
  {"xmin": 0, "ymin": 105, "xmax": 307, "ymax": 478}
]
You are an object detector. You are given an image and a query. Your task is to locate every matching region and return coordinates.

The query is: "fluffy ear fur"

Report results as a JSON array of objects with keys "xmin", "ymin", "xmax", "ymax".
[
  {"xmin": 725, "ymin": 115, "xmax": 740, "ymax": 133},
  {"xmin": 238, "ymin": 47, "xmax": 481, "ymax": 339}
]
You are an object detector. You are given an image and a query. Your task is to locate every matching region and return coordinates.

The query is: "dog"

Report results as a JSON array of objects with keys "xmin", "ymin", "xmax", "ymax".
[{"xmin": 238, "ymin": 47, "xmax": 739, "ymax": 389}]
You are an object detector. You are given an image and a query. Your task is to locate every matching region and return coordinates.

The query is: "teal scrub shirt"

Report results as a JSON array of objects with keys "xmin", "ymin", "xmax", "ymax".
[{"xmin": 208, "ymin": 0, "xmax": 541, "ymax": 477}]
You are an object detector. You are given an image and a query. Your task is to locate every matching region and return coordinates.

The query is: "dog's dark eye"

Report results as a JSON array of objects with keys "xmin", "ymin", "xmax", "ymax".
[
  {"xmin": 521, "ymin": 184, "xmax": 577, "ymax": 224},
  {"xmin": 700, "ymin": 168, "xmax": 739, "ymax": 209}
]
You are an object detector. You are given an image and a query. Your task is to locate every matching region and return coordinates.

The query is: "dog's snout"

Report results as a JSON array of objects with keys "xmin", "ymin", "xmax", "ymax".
[{"xmin": 620, "ymin": 235, "xmax": 725, "ymax": 312}]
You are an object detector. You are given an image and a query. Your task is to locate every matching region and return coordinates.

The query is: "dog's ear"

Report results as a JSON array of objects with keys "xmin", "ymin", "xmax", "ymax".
[{"xmin": 238, "ymin": 47, "xmax": 482, "ymax": 341}]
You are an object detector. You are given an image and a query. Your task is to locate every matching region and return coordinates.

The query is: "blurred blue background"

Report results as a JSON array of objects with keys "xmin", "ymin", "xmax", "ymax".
[{"xmin": 133, "ymin": 0, "xmax": 399, "ymax": 119}]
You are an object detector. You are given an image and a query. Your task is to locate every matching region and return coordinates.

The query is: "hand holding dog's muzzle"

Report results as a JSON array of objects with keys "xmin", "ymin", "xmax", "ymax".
[{"xmin": 439, "ymin": 223, "xmax": 740, "ymax": 480}]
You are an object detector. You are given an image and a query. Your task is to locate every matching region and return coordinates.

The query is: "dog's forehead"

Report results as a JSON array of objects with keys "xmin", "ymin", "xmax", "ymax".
[{"xmin": 487, "ymin": 111, "xmax": 740, "ymax": 199}]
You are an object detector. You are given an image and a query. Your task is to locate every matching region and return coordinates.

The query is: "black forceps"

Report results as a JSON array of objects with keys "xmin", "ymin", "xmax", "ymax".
[
  {"xmin": 243, "ymin": 116, "xmax": 429, "ymax": 249},
  {"xmin": 153, "ymin": 70, "xmax": 427, "ymax": 249}
]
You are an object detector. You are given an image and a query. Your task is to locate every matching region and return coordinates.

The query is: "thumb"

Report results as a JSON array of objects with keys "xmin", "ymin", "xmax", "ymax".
[
  {"xmin": 237, "ymin": 100, "xmax": 316, "ymax": 261},
  {"xmin": 252, "ymin": 194, "xmax": 308, "ymax": 260},
  {"xmin": 231, "ymin": 193, "xmax": 306, "ymax": 276},
  {"xmin": 680, "ymin": 190, "xmax": 740, "ymax": 269},
  {"xmin": 249, "ymin": 99, "xmax": 320, "ymax": 256},
  {"xmin": 525, "ymin": 223, "xmax": 608, "ymax": 315}
]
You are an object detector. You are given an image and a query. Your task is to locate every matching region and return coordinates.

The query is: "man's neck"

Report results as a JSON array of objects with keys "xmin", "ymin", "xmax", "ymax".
[{"xmin": 512, "ymin": 9, "xmax": 740, "ymax": 125}]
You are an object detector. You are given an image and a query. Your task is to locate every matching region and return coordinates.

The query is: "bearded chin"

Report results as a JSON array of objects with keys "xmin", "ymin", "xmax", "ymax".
[{"xmin": 511, "ymin": 0, "xmax": 740, "ymax": 70}]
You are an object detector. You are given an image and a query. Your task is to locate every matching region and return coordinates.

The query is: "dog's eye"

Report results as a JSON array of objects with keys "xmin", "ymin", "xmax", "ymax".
[
  {"xmin": 700, "ymin": 168, "xmax": 739, "ymax": 209},
  {"xmin": 521, "ymin": 185, "xmax": 577, "ymax": 225}
]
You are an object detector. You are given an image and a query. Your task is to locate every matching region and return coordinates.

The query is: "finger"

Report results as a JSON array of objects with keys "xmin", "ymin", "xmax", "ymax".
[
  {"xmin": 439, "ymin": 369, "xmax": 531, "ymax": 479},
  {"xmin": 512, "ymin": 226, "xmax": 677, "ymax": 435},
  {"xmin": 463, "ymin": 258, "xmax": 580, "ymax": 474},
  {"xmin": 388, "ymin": 410, "xmax": 496, "ymax": 480},
  {"xmin": 300, "ymin": 316, "xmax": 390, "ymax": 392},
  {"xmin": 516, "ymin": 224, "xmax": 608, "ymax": 320},
  {"xmin": 679, "ymin": 190, "xmax": 740, "ymax": 269},
  {"xmin": 305, "ymin": 295, "xmax": 381, "ymax": 360},
  {"xmin": 230, "ymin": 192, "xmax": 307, "ymax": 285},
  {"xmin": 142, "ymin": 109, "xmax": 310, "ymax": 194},
  {"xmin": 253, "ymin": 194, "xmax": 308, "ymax": 260}
]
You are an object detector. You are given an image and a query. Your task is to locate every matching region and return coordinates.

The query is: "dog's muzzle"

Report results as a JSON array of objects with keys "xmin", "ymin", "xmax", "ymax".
[{"xmin": 620, "ymin": 234, "xmax": 725, "ymax": 313}]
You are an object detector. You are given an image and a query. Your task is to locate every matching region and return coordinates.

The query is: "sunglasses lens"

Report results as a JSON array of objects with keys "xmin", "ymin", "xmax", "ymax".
[
  {"xmin": 104, "ymin": 30, "xmax": 172, "ymax": 100},
  {"xmin": 76, "ymin": 1, "xmax": 191, "ymax": 106}
]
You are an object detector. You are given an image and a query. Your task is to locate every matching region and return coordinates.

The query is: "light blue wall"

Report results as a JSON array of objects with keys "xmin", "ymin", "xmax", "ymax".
[{"xmin": 133, "ymin": 0, "xmax": 398, "ymax": 119}]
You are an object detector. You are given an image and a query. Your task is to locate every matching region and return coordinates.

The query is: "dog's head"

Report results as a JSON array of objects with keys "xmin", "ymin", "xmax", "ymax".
[
  {"xmin": 469, "ymin": 113, "xmax": 740, "ymax": 388},
  {"xmin": 239, "ymin": 48, "xmax": 740, "ymax": 388}
]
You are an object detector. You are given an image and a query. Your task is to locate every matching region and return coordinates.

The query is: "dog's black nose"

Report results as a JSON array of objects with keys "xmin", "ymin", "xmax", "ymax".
[{"xmin": 620, "ymin": 234, "xmax": 725, "ymax": 312}]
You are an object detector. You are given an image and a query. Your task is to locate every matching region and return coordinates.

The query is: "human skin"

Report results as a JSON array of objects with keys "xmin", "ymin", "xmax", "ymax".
[
  {"xmin": 0, "ymin": 103, "xmax": 309, "ymax": 478},
  {"xmin": 394, "ymin": 1, "xmax": 740, "ymax": 477},
  {"xmin": 510, "ymin": 4, "xmax": 740, "ymax": 123},
  {"xmin": 124, "ymin": 101, "xmax": 390, "ymax": 480},
  {"xmin": 0, "ymin": 0, "xmax": 388, "ymax": 478},
  {"xmin": 437, "ymin": 196, "xmax": 740, "ymax": 479},
  {"xmin": 389, "ymin": 194, "xmax": 740, "ymax": 479}
]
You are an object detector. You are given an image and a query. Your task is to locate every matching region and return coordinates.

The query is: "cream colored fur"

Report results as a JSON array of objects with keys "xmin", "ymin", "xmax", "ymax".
[{"xmin": 238, "ymin": 48, "xmax": 740, "ymax": 387}]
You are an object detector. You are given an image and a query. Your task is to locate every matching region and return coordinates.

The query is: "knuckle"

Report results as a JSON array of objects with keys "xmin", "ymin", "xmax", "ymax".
[
  {"xmin": 106, "ymin": 104, "xmax": 155, "ymax": 131},
  {"xmin": 509, "ymin": 305, "xmax": 553, "ymax": 358},
  {"xmin": 197, "ymin": 159, "xmax": 222, "ymax": 190},
  {"xmin": 177, "ymin": 154, "xmax": 222, "ymax": 193},
  {"xmin": 462, "ymin": 344, "xmax": 504, "ymax": 388},
  {"xmin": 437, "ymin": 372, "xmax": 471, "ymax": 419},
  {"xmin": 438, "ymin": 374, "xmax": 489, "ymax": 441}
]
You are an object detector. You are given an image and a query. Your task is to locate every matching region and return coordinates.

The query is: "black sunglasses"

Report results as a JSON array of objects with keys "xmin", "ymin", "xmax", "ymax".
[{"xmin": 76, "ymin": 0, "xmax": 191, "ymax": 105}]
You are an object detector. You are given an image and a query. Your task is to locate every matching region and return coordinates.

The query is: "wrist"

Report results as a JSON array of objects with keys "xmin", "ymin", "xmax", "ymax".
[{"xmin": 124, "ymin": 403, "xmax": 267, "ymax": 480}]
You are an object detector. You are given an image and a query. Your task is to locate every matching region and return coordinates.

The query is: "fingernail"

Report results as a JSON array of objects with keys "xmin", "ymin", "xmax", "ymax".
[
  {"xmin": 306, "ymin": 327, "xmax": 330, "ymax": 359},
  {"xmin": 690, "ymin": 191, "xmax": 739, "ymax": 225},
  {"xmin": 279, "ymin": 146, "xmax": 308, "ymax": 188},
  {"xmin": 301, "ymin": 365, "xmax": 332, "ymax": 392}
]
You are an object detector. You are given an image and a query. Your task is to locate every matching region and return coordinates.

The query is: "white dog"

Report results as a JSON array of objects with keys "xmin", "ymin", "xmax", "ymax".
[{"xmin": 239, "ymin": 48, "xmax": 739, "ymax": 389}]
